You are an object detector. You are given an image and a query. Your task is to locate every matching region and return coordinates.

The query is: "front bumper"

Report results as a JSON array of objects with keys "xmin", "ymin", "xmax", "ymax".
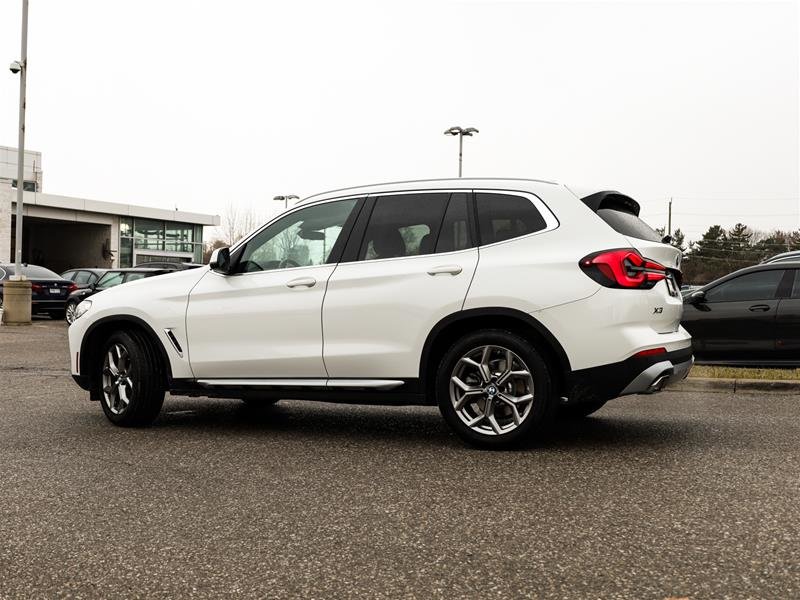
[{"xmin": 568, "ymin": 346, "xmax": 694, "ymax": 404}]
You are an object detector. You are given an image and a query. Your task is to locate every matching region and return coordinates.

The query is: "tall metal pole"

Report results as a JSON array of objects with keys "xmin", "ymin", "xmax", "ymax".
[
  {"xmin": 667, "ymin": 197, "xmax": 672, "ymax": 238},
  {"xmin": 458, "ymin": 133, "xmax": 463, "ymax": 177},
  {"xmin": 13, "ymin": 0, "xmax": 29, "ymax": 280}
]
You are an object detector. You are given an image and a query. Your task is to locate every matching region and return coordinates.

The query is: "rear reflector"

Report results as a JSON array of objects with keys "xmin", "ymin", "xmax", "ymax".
[{"xmin": 634, "ymin": 347, "xmax": 667, "ymax": 358}]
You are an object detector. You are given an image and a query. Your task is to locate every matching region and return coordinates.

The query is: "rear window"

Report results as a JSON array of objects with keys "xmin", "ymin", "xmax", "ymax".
[
  {"xmin": 596, "ymin": 208, "xmax": 661, "ymax": 242},
  {"xmin": 7, "ymin": 265, "xmax": 61, "ymax": 279}
]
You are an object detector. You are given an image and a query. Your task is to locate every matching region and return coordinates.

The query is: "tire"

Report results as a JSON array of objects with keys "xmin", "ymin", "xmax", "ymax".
[
  {"xmin": 65, "ymin": 301, "xmax": 79, "ymax": 324},
  {"xmin": 436, "ymin": 329, "xmax": 556, "ymax": 449},
  {"xmin": 558, "ymin": 400, "xmax": 607, "ymax": 419},
  {"xmin": 98, "ymin": 329, "xmax": 165, "ymax": 427}
]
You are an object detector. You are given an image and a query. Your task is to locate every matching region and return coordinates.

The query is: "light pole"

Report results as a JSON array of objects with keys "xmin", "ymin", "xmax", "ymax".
[
  {"xmin": 3, "ymin": 0, "xmax": 31, "ymax": 325},
  {"xmin": 273, "ymin": 194, "xmax": 299, "ymax": 210},
  {"xmin": 443, "ymin": 126, "xmax": 478, "ymax": 177}
]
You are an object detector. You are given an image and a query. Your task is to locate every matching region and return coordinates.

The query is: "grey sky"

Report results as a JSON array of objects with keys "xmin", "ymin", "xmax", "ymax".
[{"xmin": 1, "ymin": 0, "xmax": 797, "ymax": 242}]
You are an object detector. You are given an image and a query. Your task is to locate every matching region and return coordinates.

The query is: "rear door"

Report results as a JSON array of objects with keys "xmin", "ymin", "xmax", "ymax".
[
  {"xmin": 322, "ymin": 191, "xmax": 478, "ymax": 379},
  {"xmin": 683, "ymin": 269, "xmax": 788, "ymax": 361}
]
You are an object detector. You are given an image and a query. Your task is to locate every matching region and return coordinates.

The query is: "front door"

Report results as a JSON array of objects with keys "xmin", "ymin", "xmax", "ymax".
[
  {"xmin": 186, "ymin": 198, "xmax": 361, "ymax": 378},
  {"xmin": 683, "ymin": 268, "xmax": 787, "ymax": 362}
]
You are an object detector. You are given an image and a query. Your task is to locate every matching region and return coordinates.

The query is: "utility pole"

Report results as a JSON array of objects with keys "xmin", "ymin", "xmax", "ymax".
[
  {"xmin": 667, "ymin": 197, "xmax": 672, "ymax": 238},
  {"xmin": 444, "ymin": 126, "xmax": 479, "ymax": 177},
  {"xmin": 3, "ymin": 0, "xmax": 32, "ymax": 325}
]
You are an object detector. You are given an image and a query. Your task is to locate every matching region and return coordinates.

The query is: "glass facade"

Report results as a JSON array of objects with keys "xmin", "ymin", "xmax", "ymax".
[{"xmin": 119, "ymin": 217, "xmax": 204, "ymax": 267}]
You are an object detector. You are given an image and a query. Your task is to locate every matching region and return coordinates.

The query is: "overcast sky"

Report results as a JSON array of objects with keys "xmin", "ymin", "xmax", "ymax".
[{"xmin": 0, "ymin": 0, "xmax": 797, "ymax": 242}]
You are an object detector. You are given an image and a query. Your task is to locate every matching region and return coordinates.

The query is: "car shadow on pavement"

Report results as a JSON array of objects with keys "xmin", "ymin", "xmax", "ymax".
[{"xmin": 148, "ymin": 397, "xmax": 699, "ymax": 451}]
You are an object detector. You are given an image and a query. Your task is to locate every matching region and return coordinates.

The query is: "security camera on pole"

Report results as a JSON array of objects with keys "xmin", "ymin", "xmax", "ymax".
[
  {"xmin": 443, "ymin": 126, "xmax": 479, "ymax": 177},
  {"xmin": 3, "ymin": 0, "xmax": 32, "ymax": 326}
]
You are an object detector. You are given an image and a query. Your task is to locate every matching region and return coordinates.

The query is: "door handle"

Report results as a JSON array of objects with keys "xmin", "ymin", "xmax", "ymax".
[
  {"xmin": 427, "ymin": 264, "xmax": 463, "ymax": 276},
  {"xmin": 286, "ymin": 277, "xmax": 317, "ymax": 288},
  {"xmin": 748, "ymin": 304, "xmax": 770, "ymax": 312}
]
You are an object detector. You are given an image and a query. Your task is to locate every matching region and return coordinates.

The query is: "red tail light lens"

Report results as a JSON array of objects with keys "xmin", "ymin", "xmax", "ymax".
[
  {"xmin": 634, "ymin": 347, "xmax": 667, "ymax": 358},
  {"xmin": 30, "ymin": 283, "xmax": 43, "ymax": 294},
  {"xmin": 67, "ymin": 283, "xmax": 78, "ymax": 294},
  {"xmin": 579, "ymin": 248, "xmax": 667, "ymax": 289}
]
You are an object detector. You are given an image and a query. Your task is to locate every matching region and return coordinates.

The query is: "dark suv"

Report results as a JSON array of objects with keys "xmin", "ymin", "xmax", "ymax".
[{"xmin": 65, "ymin": 268, "xmax": 174, "ymax": 324}]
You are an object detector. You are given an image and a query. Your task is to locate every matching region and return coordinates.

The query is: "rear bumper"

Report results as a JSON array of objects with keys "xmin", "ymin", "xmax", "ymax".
[
  {"xmin": 32, "ymin": 299, "xmax": 66, "ymax": 311},
  {"xmin": 568, "ymin": 346, "xmax": 693, "ymax": 403}
]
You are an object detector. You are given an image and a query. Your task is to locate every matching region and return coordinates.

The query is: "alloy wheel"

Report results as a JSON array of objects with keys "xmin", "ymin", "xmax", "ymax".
[
  {"xmin": 102, "ymin": 343, "xmax": 134, "ymax": 415},
  {"xmin": 449, "ymin": 345, "xmax": 535, "ymax": 436},
  {"xmin": 65, "ymin": 303, "xmax": 77, "ymax": 324}
]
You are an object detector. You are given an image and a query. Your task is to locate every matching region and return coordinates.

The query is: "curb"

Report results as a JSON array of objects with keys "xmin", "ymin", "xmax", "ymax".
[{"xmin": 671, "ymin": 377, "xmax": 800, "ymax": 394}]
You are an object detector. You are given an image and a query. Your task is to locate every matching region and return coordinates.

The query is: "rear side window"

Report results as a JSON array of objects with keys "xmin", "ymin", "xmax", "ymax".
[
  {"xmin": 125, "ymin": 273, "xmax": 148, "ymax": 283},
  {"xmin": 596, "ymin": 208, "xmax": 661, "ymax": 242},
  {"xmin": 475, "ymin": 193, "xmax": 546, "ymax": 245},
  {"xmin": 74, "ymin": 271, "xmax": 92, "ymax": 285},
  {"xmin": 705, "ymin": 269, "xmax": 784, "ymax": 303},
  {"xmin": 61, "ymin": 270, "xmax": 76, "ymax": 281},
  {"xmin": 435, "ymin": 193, "xmax": 472, "ymax": 254},
  {"xmin": 359, "ymin": 193, "xmax": 450, "ymax": 260}
]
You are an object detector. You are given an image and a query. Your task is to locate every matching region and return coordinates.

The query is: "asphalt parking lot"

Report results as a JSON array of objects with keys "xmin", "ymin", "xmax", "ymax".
[{"xmin": 1, "ymin": 320, "xmax": 799, "ymax": 599}]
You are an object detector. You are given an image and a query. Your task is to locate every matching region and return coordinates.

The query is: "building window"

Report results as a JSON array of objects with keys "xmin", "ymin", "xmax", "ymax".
[
  {"xmin": 11, "ymin": 180, "xmax": 37, "ymax": 192},
  {"xmin": 119, "ymin": 217, "xmax": 205, "ymax": 267}
]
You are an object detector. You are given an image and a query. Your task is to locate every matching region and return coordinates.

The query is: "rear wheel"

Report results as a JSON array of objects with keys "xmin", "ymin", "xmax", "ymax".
[
  {"xmin": 558, "ymin": 400, "xmax": 607, "ymax": 419},
  {"xmin": 99, "ymin": 330, "xmax": 165, "ymax": 426},
  {"xmin": 436, "ymin": 329, "xmax": 556, "ymax": 449}
]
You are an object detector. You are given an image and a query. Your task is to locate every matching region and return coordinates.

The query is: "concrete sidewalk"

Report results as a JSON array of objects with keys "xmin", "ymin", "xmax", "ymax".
[{"xmin": 675, "ymin": 376, "xmax": 800, "ymax": 394}]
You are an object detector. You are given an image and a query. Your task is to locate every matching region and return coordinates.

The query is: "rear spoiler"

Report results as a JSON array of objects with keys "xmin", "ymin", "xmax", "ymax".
[{"xmin": 580, "ymin": 191, "xmax": 640, "ymax": 217}]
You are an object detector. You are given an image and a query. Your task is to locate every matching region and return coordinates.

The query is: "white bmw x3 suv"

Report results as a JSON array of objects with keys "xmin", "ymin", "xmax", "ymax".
[{"xmin": 69, "ymin": 178, "xmax": 692, "ymax": 447}]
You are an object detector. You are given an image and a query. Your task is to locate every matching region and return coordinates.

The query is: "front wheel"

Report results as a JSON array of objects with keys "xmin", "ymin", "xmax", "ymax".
[
  {"xmin": 65, "ymin": 301, "xmax": 79, "ymax": 324},
  {"xmin": 436, "ymin": 329, "xmax": 556, "ymax": 449},
  {"xmin": 99, "ymin": 330, "xmax": 165, "ymax": 426}
]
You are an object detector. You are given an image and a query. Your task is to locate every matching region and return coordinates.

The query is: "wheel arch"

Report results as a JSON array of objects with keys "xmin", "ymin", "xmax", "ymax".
[
  {"xmin": 79, "ymin": 315, "xmax": 173, "ymax": 400},
  {"xmin": 419, "ymin": 307, "xmax": 572, "ymax": 403}
]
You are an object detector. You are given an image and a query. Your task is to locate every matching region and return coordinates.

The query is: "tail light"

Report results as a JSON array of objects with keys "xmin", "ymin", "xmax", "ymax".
[
  {"xmin": 30, "ymin": 283, "xmax": 43, "ymax": 294},
  {"xmin": 67, "ymin": 283, "xmax": 78, "ymax": 294},
  {"xmin": 579, "ymin": 248, "xmax": 667, "ymax": 289}
]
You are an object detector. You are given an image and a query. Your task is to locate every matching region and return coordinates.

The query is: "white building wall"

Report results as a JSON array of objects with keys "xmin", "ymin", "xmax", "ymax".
[{"xmin": 0, "ymin": 181, "xmax": 11, "ymax": 263}]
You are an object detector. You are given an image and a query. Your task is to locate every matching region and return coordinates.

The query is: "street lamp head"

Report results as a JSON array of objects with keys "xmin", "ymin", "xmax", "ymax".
[
  {"xmin": 287, "ymin": 194, "xmax": 299, "ymax": 200},
  {"xmin": 9, "ymin": 60, "xmax": 22, "ymax": 74},
  {"xmin": 444, "ymin": 126, "xmax": 462, "ymax": 136},
  {"xmin": 463, "ymin": 127, "xmax": 479, "ymax": 135}
]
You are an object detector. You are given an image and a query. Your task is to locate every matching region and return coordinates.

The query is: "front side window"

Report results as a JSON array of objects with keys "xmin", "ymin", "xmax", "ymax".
[
  {"xmin": 705, "ymin": 270, "xmax": 784, "ymax": 303},
  {"xmin": 97, "ymin": 271, "xmax": 125, "ymax": 289},
  {"xmin": 236, "ymin": 199, "xmax": 358, "ymax": 273},
  {"xmin": 475, "ymin": 193, "xmax": 547, "ymax": 245},
  {"xmin": 359, "ymin": 193, "xmax": 450, "ymax": 260}
]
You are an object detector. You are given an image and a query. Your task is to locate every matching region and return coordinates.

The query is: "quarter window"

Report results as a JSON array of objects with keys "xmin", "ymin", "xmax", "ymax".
[
  {"xmin": 359, "ymin": 193, "xmax": 450, "ymax": 260},
  {"xmin": 236, "ymin": 199, "xmax": 358, "ymax": 273},
  {"xmin": 475, "ymin": 193, "xmax": 547, "ymax": 245},
  {"xmin": 705, "ymin": 270, "xmax": 784, "ymax": 303}
]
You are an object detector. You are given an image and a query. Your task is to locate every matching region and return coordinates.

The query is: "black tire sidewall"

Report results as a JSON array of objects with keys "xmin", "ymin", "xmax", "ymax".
[
  {"xmin": 99, "ymin": 330, "xmax": 164, "ymax": 426},
  {"xmin": 436, "ymin": 329, "xmax": 554, "ymax": 448}
]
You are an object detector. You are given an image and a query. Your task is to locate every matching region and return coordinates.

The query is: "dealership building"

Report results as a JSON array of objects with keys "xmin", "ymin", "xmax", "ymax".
[{"xmin": 0, "ymin": 146, "xmax": 219, "ymax": 272}]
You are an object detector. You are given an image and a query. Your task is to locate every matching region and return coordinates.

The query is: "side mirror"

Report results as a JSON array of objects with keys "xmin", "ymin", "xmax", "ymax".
[
  {"xmin": 209, "ymin": 247, "xmax": 232, "ymax": 274},
  {"xmin": 687, "ymin": 290, "xmax": 706, "ymax": 304}
]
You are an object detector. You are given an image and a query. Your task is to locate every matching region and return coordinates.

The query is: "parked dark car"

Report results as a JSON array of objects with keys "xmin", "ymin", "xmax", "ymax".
[
  {"xmin": 0, "ymin": 263, "xmax": 76, "ymax": 319},
  {"xmin": 60, "ymin": 268, "xmax": 108, "ymax": 289},
  {"xmin": 682, "ymin": 261, "xmax": 800, "ymax": 367},
  {"xmin": 65, "ymin": 267, "xmax": 174, "ymax": 324},
  {"xmin": 133, "ymin": 261, "xmax": 203, "ymax": 270}
]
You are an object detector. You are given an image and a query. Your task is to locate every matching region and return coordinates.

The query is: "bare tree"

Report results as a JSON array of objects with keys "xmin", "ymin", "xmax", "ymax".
[{"xmin": 217, "ymin": 202, "xmax": 261, "ymax": 246}]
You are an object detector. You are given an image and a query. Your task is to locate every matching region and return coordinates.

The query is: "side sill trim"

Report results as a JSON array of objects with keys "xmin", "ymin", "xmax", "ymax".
[{"xmin": 197, "ymin": 378, "xmax": 406, "ymax": 391}]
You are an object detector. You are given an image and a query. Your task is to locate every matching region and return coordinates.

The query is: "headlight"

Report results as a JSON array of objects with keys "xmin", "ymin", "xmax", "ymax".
[{"xmin": 74, "ymin": 299, "xmax": 92, "ymax": 321}]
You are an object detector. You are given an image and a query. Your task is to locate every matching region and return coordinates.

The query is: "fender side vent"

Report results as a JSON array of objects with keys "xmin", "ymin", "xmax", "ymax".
[{"xmin": 165, "ymin": 329, "xmax": 183, "ymax": 356}]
